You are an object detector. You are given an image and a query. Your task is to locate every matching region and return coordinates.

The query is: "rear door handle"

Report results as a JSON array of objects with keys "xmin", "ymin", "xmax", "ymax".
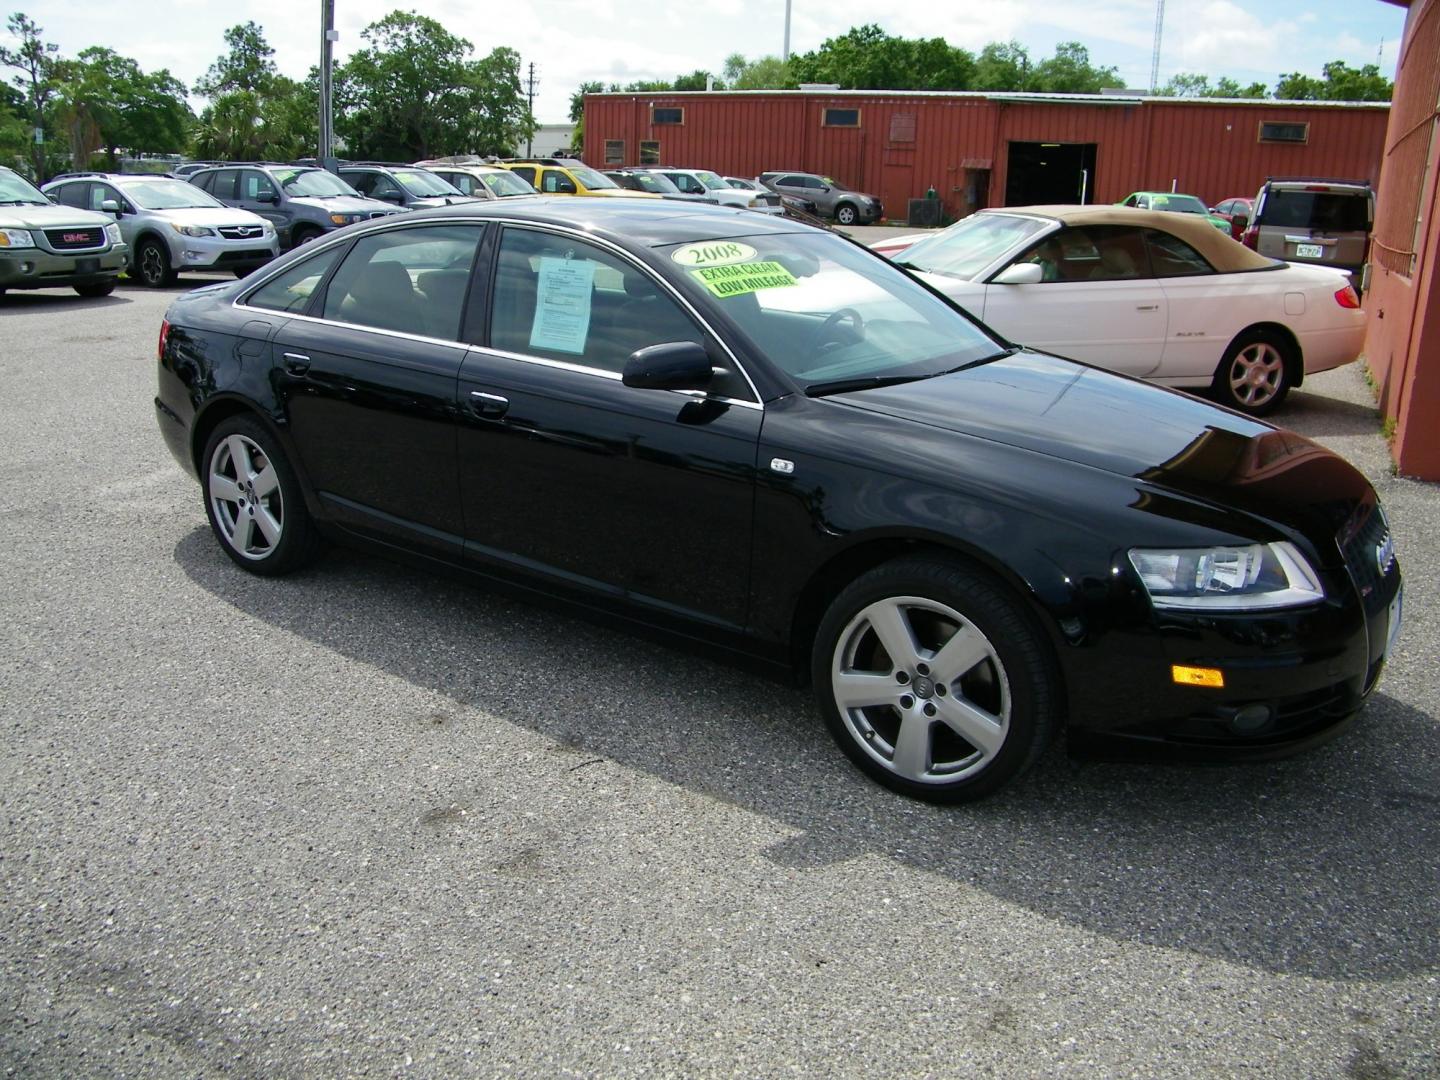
[
  {"xmin": 1136, "ymin": 304, "xmax": 1160, "ymax": 311},
  {"xmin": 468, "ymin": 391, "xmax": 509, "ymax": 419},
  {"xmin": 281, "ymin": 351, "xmax": 311, "ymax": 374}
]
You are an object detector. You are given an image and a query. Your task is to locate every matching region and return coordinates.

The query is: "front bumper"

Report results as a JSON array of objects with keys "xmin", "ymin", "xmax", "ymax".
[
  {"xmin": 0, "ymin": 245, "xmax": 127, "ymax": 289},
  {"xmin": 173, "ymin": 235, "xmax": 279, "ymax": 272}
]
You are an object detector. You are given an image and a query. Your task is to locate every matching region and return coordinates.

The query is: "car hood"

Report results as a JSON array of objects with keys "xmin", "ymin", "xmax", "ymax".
[
  {"xmin": 290, "ymin": 195, "xmax": 400, "ymax": 214},
  {"xmin": 150, "ymin": 206, "xmax": 271, "ymax": 228},
  {"xmin": 831, "ymin": 349, "xmax": 1373, "ymax": 557},
  {"xmin": 409, "ymin": 195, "xmax": 480, "ymax": 209},
  {"xmin": 1, "ymin": 202, "xmax": 113, "ymax": 230}
]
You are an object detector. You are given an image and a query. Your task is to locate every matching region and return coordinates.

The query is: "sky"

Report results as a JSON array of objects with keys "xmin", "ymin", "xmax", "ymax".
[{"xmin": 11, "ymin": 0, "xmax": 1410, "ymax": 124}]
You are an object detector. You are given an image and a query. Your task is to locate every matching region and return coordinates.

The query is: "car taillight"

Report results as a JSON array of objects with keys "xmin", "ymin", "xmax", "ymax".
[
  {"xmin": 1240, "ymin": 225, "xmax": 1259, "ymax": 250},
  {"xmin": 158, "ymin": 319, "xmax": 170, "ymax": 361},
  {"xmin": 1335, "ymin": 285, "xmax": 1361, "ymax": 309}
]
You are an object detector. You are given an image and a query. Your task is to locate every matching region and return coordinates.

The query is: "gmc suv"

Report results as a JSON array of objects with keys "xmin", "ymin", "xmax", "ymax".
[{"xmin": 0, "ymin": 165, "xmax": 127, "ymax": 298}]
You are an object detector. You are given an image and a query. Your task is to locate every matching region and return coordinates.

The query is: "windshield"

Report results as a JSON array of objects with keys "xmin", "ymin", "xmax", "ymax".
[
  {"xmin": 895, "ymin": 213, "xmax": 1051, "ymax": 279},
  {"xmin": 121, "ymin": 178, "xmax": 224, "ymax": 210},
  {"xmin": 0, "ymin": 169, "xmax": 48, "ymax": 205},
  {"xmin": 567, "ymin": 164, "xmax": 618, "ymax": 190},
  {"xmin": 274, "ymin": 168, "xmax": 360, "ymax": 197},
  {"xmin": 480, "ymin": 170, "xmax": 536, "ymax": 197},
  {"xmin": 1151, "ymin": 194, "xmax": 1209, "ymax": 215},
  {"xmin": 630, "ymin": 172, "xmax": 679, "ymax": 194},
  {"xmin": 665, "ymin": 232, "xmax": 1004, "ymax": 391},
  {"xmin": 393, "ymin": 169, "xmax": 462, "ymax": 197},
  {"xmin": 726, "ymin": 178, "xmax": 757, "ymax": 190},
  {"xmin": 695, "ymin": 171, "xmax": 729, "ymax": 192}
]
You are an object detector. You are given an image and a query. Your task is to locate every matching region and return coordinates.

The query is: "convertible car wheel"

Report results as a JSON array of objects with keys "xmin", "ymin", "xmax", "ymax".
[
  {"xmin": 813, "ymin": 557, "xmax": 1058, "ymax": 802},
  {"xmin": 202, "ymin": 416, "xmax": 319, "ymax": 575},
  {"xmin": 1213, "ymin": 329, "xmax": 1293, "ymax": 416}
]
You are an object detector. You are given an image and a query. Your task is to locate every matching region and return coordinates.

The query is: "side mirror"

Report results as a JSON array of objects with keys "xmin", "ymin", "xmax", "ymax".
[
  {"xmin": 622, "ymin": 341, "xmax": 713, "ymax": 391},
  {"xmin": 257, "ymin": 190, "xmax": 279, "ymax": 204},
  {"xmin": 556, "ymin": 180, "xmax": 577, "ymax": 194},
  {"xmin": 993, "ymin": 262, "xmax": 1045, "ymax": 285},
  {"xmin": 100, "ymin": 199, "xmax": 120, "ymax": 214},
  {"xmin": 378, "ymin": 189, "xmax": 403, "ymax": 202}
]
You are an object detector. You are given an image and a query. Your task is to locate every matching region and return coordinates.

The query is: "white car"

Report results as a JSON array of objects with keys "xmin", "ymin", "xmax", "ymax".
[{"xmin": 873, "ymin": 205, "xmax": 1365, "ymax": 415}]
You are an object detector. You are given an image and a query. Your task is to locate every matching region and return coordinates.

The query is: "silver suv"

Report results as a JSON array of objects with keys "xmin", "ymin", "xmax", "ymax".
[
  {"xmin": 1, "ymin": 166, "xmax": 127, "ymax": 298},
  {"xmin": 189, "ymin": 164, "xmax": 404, "ymax": 252},
  {"xmin": 1242, "ymin": 177, "xmax": 1374, "ymax": 287},
  {"xmin": 44, "ymin": 172, "xmax": 278, "ymax": 287},
  {"xmin": 758, "ymin": 172, "xmax": 882, "ymax": 225}
]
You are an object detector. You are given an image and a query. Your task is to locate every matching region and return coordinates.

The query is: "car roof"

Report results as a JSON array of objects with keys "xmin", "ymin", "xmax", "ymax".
[
  {"xmin": 984, "ymin": 205, "xmax": 1278, "ymax": 272},
  {"xmin": 362, "ymin": 196, "xmax": 816, "ymax": 248}
]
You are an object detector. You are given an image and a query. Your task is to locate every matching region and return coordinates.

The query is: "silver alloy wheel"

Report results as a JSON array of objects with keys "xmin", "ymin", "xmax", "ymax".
[
  {"xmin": 138, "ymin": 242, "xmax": 167, "ymax": 286},
  {"xmin": 836, "ymin": 204, "xmax": 857, "ymax": 225},
  {"xmin": 208, "ymin": 433, "xmax": 283, "ymax": 561},
  {"xmin": 830, "ymin": 595, "xmax": 1011, "ymax": 785},
  {"xmin": 1227, "ymin": 341, "xmax": 1284, "ymax": 408}
]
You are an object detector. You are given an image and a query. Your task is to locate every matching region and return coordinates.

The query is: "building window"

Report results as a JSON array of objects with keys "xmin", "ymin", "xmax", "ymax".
[
  {"xmin": 824, "ymin": 108, "xmax": 860, "ymax": 128},
  {"xmin": 1258, "ymin": 121, "xmax": 1308, "ymax": 144},
  {"xmin": 604, "ymin": 140, "xmax": 624, "ymax": 165},
  {"xmin": 651, "ymin": 107, "xmax": 683, "ymax": 125},
  {"xmin": 640, "ymin": 141, "xmax": 660, "ymax": 165}
]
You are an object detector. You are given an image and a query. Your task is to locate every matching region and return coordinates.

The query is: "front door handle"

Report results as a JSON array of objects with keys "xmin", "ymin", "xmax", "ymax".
[
  {"xmin": 468, "ymin": 391, "xmax": 509, "ymax": 419},
  {"xmin": 281, "ymin": 351, "xmax": 311, "ymax": 374}
]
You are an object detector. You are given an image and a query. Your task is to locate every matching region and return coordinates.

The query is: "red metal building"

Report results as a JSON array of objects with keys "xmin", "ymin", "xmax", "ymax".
[
  {"xmin": 583, "ymin": 90, "xmax": 1390, "ymax": 221},
  {"xmin": 1365, "ymin": 0, "xmax": 1440, "ymax": 480}
]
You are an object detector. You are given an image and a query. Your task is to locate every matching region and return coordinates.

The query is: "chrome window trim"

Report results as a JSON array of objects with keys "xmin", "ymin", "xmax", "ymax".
[{"xmin": 231, "ymin": 214, "xmax": 765, "ymax": 408}]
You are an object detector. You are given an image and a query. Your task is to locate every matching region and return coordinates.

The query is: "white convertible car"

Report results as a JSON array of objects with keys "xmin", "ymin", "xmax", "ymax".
[{"xmin": 872, "ymin": 206, "xmax": 1364, "ymax": 415}]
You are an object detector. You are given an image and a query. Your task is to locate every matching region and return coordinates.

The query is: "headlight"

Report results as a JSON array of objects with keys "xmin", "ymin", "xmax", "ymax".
[
  {"xmin": 1128, "ymin": 541, "xmax": 1323, "ymax": 610},
  {"xmin": 104, "ymin": 223, "xmax": 122, "ymax": 245},
  {"xmin": 171, "ymin": 224, "xmax": 215, "ymax": 237},
  {"xmin": 330, "ymin": 213, "xmax": 360, "ymax": 226},
  {"xmin": 0, "ymin": 228, "xmax": 36, "ymax": 249}
]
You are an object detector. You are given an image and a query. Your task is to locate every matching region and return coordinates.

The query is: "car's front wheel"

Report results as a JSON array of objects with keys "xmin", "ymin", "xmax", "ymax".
[
  {"xmin": 812, "ymin": 556, "xmax": 1059, "ymax": 802},
  {"xmin": 202, "ymin": 415, "xmax": 320, "ymax": 575},
  {"xmin": 134, "ymin": 238, "xmax": 177, "ymax": 288},
  {"xmin": 834, "ymin": 202, "xmax": 858, "ymax": 226},
  {"xmin": 1212, "ymin": 328, "xmax": 1294, "ymax": 416}
]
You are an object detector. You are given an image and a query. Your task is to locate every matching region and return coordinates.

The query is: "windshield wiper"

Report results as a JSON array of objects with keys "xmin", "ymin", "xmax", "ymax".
[
  {"xmin": 805, "ymin": 374, "xmax": 929, "ymax": 397},
  {"xmin": 0, "ymin": 198, "xmax": 44, "ymax": 206},
  {"xmin": 938, "ymin": 346, "xmax": 1022, "ymax": 374}
]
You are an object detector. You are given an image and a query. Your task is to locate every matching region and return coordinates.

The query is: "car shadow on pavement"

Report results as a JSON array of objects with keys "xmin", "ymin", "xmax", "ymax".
[
  {"xmin": 1280, "ymin": 390, "xmax": 1386, "ymax": 439},
  {"xmin": 175, "ymin": 528, "xmax": 1439, "ymax": 983},
  {"xmin": 0, "ymin": 292, "xmax": 133, "ymax": 311}
]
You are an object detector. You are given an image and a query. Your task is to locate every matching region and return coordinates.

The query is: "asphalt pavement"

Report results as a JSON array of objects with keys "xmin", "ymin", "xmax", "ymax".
[{"xmin": 1, "ymin": 276, "xmax": 1436, "ymax": 1078}]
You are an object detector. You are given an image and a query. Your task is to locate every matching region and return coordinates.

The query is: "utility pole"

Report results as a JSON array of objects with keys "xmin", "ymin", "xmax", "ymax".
[
  {"xmin": 783, "ymin": 0, "xmax": 792, "ymax": 62},
  {"xmin": 1149, "ymin": 0, "xmax": 1164, "ymax": 93},
  {"xmin": 526, "ymin": 62, "xmax": 538, "ymax": 157},
  {"xmin": 319, "ymin": 0, "xmax": 336, "ymax": 170}
]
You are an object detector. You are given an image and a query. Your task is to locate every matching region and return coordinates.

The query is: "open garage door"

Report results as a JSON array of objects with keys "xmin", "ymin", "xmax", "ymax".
[{"xmin": 1005, "ymin": 142, "xmax": 1097, "ymax": 205}]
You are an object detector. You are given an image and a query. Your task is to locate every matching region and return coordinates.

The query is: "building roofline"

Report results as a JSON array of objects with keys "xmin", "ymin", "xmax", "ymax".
[{"xmin": 588, "ymin": 88, "xmax": 1390, "ymax": 110}]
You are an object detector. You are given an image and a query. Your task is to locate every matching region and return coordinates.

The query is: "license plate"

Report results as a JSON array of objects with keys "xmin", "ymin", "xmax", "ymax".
[
  {"xmin": 74, "ymin": 257, "xmax": 99, "ymax": 274},
  {"xmin": 1386, "ymin": 583, "xmax": 1404, "ymax": 657},
  {"xmin": 1295, "ymin": 243, "xmax": 1324, "ymax": 259}
]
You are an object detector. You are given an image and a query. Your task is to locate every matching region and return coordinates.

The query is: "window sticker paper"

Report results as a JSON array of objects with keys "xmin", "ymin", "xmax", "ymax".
[{"xmin": 529, "ymin": 256, "xmax": 595, "ymax": 354}]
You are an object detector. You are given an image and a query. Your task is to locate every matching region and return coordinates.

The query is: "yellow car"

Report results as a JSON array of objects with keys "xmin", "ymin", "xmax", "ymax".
[{"xmin": 498, "ymin": 160, "xmax": 660, "ymax": 199}]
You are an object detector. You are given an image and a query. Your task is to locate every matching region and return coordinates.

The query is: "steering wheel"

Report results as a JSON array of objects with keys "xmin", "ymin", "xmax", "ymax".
[{"xmin": 808, "ymin": 307, "xmax": 865, "ymax": 355}]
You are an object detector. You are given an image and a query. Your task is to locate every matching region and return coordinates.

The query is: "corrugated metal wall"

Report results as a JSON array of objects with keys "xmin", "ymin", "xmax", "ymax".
[{"xmin": 584, "ymin": 92, "xmax": 1390, "ymax": 220}]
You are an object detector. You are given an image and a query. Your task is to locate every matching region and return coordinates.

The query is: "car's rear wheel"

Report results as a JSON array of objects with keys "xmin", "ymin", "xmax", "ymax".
[
  {"xmin": 134, "ymin": 238, "xmax": 176, "ymax": 288},
  {"xmin": 835, "ymin": 202, "xmax": 858, "ymax": 226},
  {"xmin": 74, "ymin": 281, "xmax": 115, "ymax": 298},
  {"xmin": 812, "ymin": 557, "xmax": 1059, "ymax": 802},
  {"xmin": 1212, "ymin": 328, "xmax": 1294, "ymax": 416},
  {"xmin": 202, "ymin": 415, "xmax": 320, "ymax": 575}
]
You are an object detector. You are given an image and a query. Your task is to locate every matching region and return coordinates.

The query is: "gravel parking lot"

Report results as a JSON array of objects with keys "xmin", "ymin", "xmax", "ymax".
[{"xmin": 2, "ymin": 276, "xmax": 1437, "ymax": 1078}]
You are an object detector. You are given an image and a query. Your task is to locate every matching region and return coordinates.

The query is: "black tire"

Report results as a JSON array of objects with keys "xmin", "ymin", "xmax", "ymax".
[
  {"xmin": 134, "ymin": 238, "xmax": 176, "ymax": 288},
  {"xmin": 234, "ymin": 267, "xmax": 254, "ymax": 279},
  {"xmin": 834, "ymin": 202, "xmax": 858, "ymax": 226},
  {"xmin": 201, "ymin": 414, "xmax": 321, "ymax": 576},
  {"xmin": 289, "ymin": 225, "xmax": 323, "ymax": 249},
  {"xmin": 74, "ymin": 280, "xmax": 116, "ymax": 298},
  {"xmin": 1211, "ymin": 328, "xmax": 1294, "ymax": 416},
  {"xmin": 811, "ymin": 556, "xmax": 1059, "ymax": 802}
]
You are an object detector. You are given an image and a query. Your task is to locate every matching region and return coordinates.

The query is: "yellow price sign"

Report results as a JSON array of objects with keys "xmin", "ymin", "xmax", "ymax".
[{"xmin": 690, "ymin": 261, "xmax": 798, "ymax": 298}]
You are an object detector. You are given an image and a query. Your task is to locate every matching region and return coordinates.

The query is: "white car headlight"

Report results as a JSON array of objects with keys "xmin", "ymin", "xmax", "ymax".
[
  {"xmin": 1129, "ymin": 541, "xmax": 1323, "ymax": 610},
  {"xmin": 171, "ymin": 224, "xmax": 216, "ymax": 237},
  {"xmin": 104, "ymin": 223, "xmax": 122, "ymax": 245},
  {"xmin": 0, "ymin": 228, "xmax": 36, "ymax": 249}
]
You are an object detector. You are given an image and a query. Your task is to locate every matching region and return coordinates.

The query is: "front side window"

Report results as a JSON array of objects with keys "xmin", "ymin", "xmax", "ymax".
[
  {"xmin": 321, "ymin": 225, "xmax": 484, "ymax": 340},
  {"xmin": 665, "ymin": 232, "xmax": 1003, "ymax": 392},
  {"xmin": 489, "ymin": 227, "xmax": 718, "ymax": 383},
  {"xmin": 88, "ymin": 184, "xmax": 123, "ymax": 213},
  {"xmin": 896, "ymin": 212, "xmax": 1050, "ymax": 280},
  {"xmin": 1032, "ymin": 226, "xmax": 1151, "ymax": 281},
  {"xmin": 540, "ymin": 170, "xmax": 578, "ymax": 194},
  {"xmin": 241, "ymin": 170, "xmax": 278, "ymax": 202},
  {"xmin": 1145, "ymin": 229, "xmax": 1214, "ymax": 277},
  {"xmin": 245, "ymin": 245, "xmax": 345, "ymax": 314}
]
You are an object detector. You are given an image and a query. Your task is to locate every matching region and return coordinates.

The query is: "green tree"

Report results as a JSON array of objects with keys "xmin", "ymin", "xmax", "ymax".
[
  {"xmin": 722, "ymin": 53, "xmax": 792, "ymax": 90},
  {"xmin": 1276, "ymin": 61, "xmax": 1391, "ymax": 101},
  {"xmin": 0, "ymin": 79, "xmax": 28, "ymax": 169},
  {"xmin": 335, "ymin": 11, "xmax": 532, "ymax": 159},
  {"xmin": 569, "ymin": 79, "xmax": 603, "ymax": 123},
  {"xmin": 52, "ymin": 48, "xmax": 191, "ymax": 168},
  {"xmin": 789, "ymin": 25, "xmax": 975, "ymax": 90},
  {"xmin": 973, "ymin": 42, "xmax": 1030, "ymax": 91},
  {"xmin": 672, "ymin": 69, "xmax": 721, "ymax": 92},
  {"xmin": 193, "ymin": 24, "xmax": 314, "ymax": 161},
  {"xmin": 1028, "ymin": 42, "xmax": 1123, "ymax": 94},
  {"xmin": 194, "ymin": 21, "xmax": 276, "ymax": 97},
  {"xmin": 0, "ymin": 13, "xmax": 60, "ymax": 179},
  {"xmin": 1160, "ymin": 72, "xmax": 1267, "ymax": 98}
]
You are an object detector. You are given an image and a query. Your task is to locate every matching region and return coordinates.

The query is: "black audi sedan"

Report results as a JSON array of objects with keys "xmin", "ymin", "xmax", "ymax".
[{"xmin": 153, "ymin": 198, "xmax": 1403, "ymax": 801}]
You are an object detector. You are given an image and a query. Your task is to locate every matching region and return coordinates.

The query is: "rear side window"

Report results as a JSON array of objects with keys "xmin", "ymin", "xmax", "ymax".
[
  {"xmin": 509, "ymin": 165, "xmax": 537, "ymax": 185},
  {"xmin": 1145, "ymin": 230, "xmax": 1214, "ymax": 277},
  {"xmin": 321, "ymin": 225, "xmax": 484, "ymax": 341},
  {"xmin": 246, "ymin": 246, "xmax": 345, "ymax": 314},
  {"xmin": 207, "ymin": 170, "xmax": 238, "ymax": 200},
  {"xmin": 1260, "ymin": 191, "xmax": 1371, "ymax": 231},
  {"xmin": 51, "ymin": 182, "xmax": 89, "ymax": 208}
]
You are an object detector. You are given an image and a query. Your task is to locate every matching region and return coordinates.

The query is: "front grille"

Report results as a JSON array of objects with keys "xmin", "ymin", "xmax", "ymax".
[
  {"xmin": 218, "ymin": 225, "xmax": 265, "ymax": 240},
  {"xmin": 44, "ymin": 227, "xmax": 104, "ymax": 250},
  {"xmin": 213, "ymin": 250, "xmax": 272, "ymax": 265},
  {"xmin": 1340, "ymin": 502, "xmax": 1395, "ymax": 614}
]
